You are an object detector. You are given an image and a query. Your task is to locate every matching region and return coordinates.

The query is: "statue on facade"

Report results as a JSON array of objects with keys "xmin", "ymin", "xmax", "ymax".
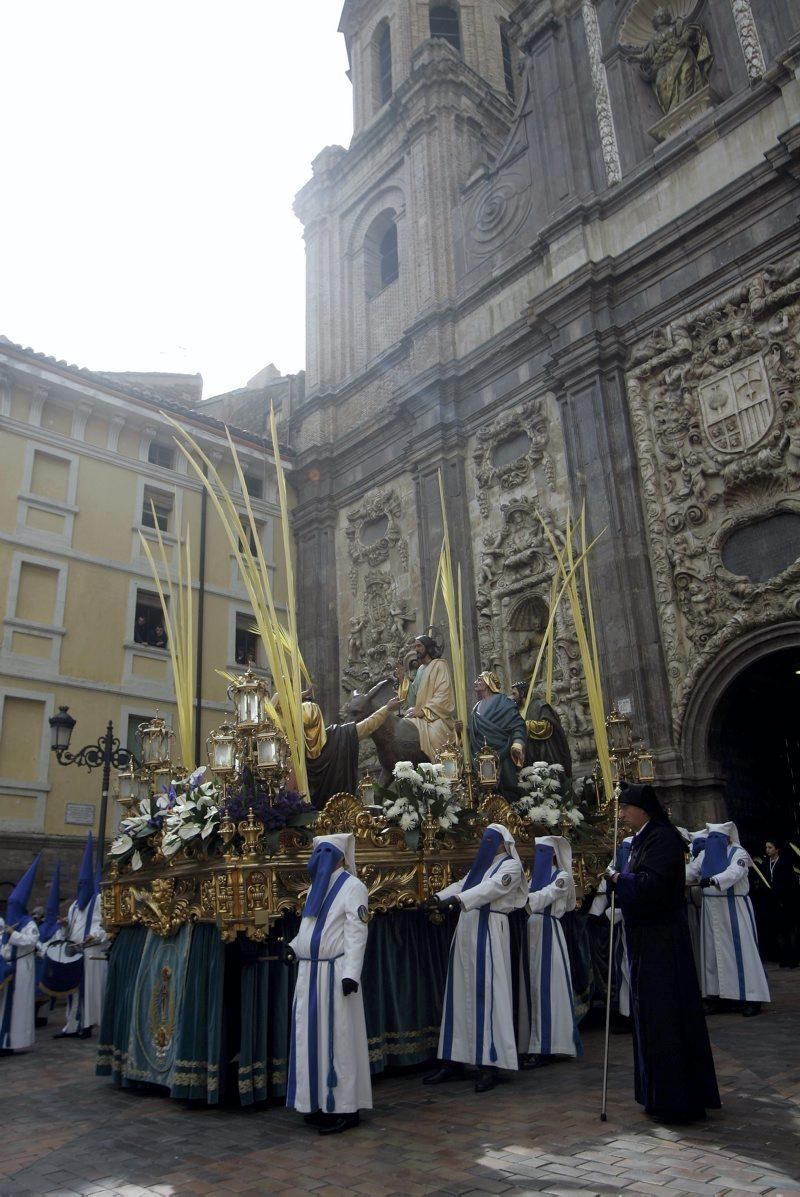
[{"xmin": 625, "ymin": 7, "xmax": 713, "ymax": 115}]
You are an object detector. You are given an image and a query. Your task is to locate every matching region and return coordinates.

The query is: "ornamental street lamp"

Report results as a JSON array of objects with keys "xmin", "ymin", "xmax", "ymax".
[{"xmin": 48, "ymin": 705, "xmax": 139, "ymax": 868}]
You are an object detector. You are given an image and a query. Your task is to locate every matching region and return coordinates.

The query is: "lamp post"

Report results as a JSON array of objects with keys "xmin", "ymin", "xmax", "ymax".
[{"xmin": 48, "ymin": 705, "xmax": 139, "ymax": 869}]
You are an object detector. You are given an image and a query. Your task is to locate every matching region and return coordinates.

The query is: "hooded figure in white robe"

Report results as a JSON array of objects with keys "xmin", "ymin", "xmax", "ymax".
[
  {"xmin": 590, "ymin": 836, "xmax": 633, "ymax": 1017},
  {"xmin": 519, "ymin": 836, "xmax": 581, "ymax": 1061},
  {"xmin": 59, "ymin": 834, "xmax": 108, "ymax": 1037},
  {"xmin": 685, "ymin": 821, "xmax": 770, "ymax": 1012},
  {"xmin": 286, "ymin": 833, "xmax": 371, "ymax": 1133},
  {"xmin": 424, "ymin": 823, "xmax": 529, "ymax": 1091},
  {"xmin": 0, "ymin": 855, "xmax": 40, "ymax": 1052}
]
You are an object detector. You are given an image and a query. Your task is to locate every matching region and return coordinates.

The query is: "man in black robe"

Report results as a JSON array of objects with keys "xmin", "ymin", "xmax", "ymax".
[
  {"xmin": 606, "ymin": 782, "xmax": 720, "ymax": 1124},
  {"xmin": 303, "ymin": 698, "xmax": 401, "ymax": 810}
]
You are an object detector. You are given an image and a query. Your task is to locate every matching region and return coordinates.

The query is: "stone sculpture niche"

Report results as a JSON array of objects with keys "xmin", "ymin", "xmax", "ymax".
[{"xmin": 620, "ymin": 0, "xmax": 714, "ymax": 140}]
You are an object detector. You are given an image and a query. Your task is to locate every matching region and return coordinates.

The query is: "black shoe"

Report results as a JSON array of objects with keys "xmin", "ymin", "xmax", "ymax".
[
  {"xmin": 522, "ymin": 1054, "xmax": 554, "ymax": 1070},
  {"xmin": 303, "ymin": 1111, "xmax": 327, "ymax": 1127},
  {"xmin": 77, "ymin": 1028, "xmax": 93, "ymax": 1040},
  {"xmin": 423, "ymin": 1063, "xmax": 464, "ymax": 1085},
  {"xmin": 742, "ymin": 1002, "xmax": 762, "ymax": 1017},
  {"xmin": 475, "ymin": 1067, "xmax": 498, "ymax": 1093},
  {"xmin": 53, "ymin": 1031, "xmax": 79, "ymax": 1039},
  {"xmin": 318, "ymin": 1112, "xmax": 359, "ymax": 1135}
]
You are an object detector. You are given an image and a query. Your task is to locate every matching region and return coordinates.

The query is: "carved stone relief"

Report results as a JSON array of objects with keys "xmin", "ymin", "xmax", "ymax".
[
  {"xmin": 338, "ymin": 484, "xmax": 418, "ymax": 715},
  {"xmin": 473, "ymin": 398, "xmax": 553, "ymax": 517},
  {"xmin": 582, "ymin": 1, "xmax": 623, "ymax": 186},
  {"xmin": 728, "ymin": 0, "xmax": 766, "ymax": 82},
  {"xmin": 468, "ymin": 397, "xmax": 596, "ymax": 760},
  {"xmin": 626, "ymin": 253, "xmax": 800, "ymax": 734}
]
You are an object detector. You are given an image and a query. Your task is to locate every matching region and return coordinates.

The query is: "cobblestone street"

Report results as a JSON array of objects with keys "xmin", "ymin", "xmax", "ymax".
[{"xmin": 1, "ymin": 964, "xmax": 798, "ymax": 1197}]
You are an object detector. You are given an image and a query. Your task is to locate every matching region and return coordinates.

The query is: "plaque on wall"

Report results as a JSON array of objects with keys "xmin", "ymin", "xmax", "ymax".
[{"xmin": 65, "ymin": 803, "xmax": 96, "ymax": 826}]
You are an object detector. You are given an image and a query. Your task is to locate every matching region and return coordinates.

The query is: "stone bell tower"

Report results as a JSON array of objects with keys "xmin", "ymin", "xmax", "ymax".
[{"xmin": 292, "ymin": 0, "xmax": 522, "ymax": 718}]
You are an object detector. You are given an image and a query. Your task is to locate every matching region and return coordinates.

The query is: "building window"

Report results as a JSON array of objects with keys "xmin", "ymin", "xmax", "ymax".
[
  {"xmin": 365, "ymin": 210, "xmax": 399, "ymax": 297},
  {"xmin": 238, "ymin": 514, "xmax": 263, "ymax": 555},
  {"xmin": 235, "ymin": 613, "xmax": 261, "ymax": 667},
  {"xmin": 501, "ymin": 27, "xmax": 515, "ymax": 100},
  {"xmin": 134, "ymin": 590, "xmax": 168, "ymax": 649},
  {"xmin": 243, "ymin": 472, "xmax": 263, "ymax": 500},
  {"xmin": 375, "ymin": 21, "xmax": 392, "ymax": 107},
  {"xmin": 141, "ymin": 487, "xmax": 173, "ymax": 532},
  {"xmin": 148, "ymin": 441, "xmax": 175, "ymax": 470},
  {"xmin": 379, "ymin": 224, "xmax": 399, "ymax": 287},
  {"xmin": 430, "ymin": 4, "xmax": 460, "ymax": 52}
]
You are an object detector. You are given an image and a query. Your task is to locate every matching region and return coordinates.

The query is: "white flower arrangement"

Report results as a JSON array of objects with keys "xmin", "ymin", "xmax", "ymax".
[
  {"xmin": 513, "ymin": 760, "xmax": 585, "ymax": 831},
  {"xmin": 380, "ymin": 760, "xmax": 465, "ymax": 834},
  {"xmin": 109, "ymin": 766, "xmax": 222, "ymax": 870}
]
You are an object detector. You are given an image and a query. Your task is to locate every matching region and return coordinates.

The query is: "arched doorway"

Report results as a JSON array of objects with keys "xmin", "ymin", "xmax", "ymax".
[{"xmin": 708, "ymin": 647, "xmax": 800, "ymax": 849}]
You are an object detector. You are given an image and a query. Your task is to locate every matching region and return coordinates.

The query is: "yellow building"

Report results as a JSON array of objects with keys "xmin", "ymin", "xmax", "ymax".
[{"xmin": 0, "ymin": 338, "xmax": 293, "ymax": 901}]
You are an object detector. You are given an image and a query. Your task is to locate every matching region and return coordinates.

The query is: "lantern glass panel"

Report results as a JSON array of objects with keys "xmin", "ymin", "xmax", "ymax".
[
  {"xmin": 236, "ymin": 689, "xmax": 261, "ymax": 726},
  {"xmin": 360, "ymin": 782, "xmax": 374, "ymax": 806},
  {"xmin": 118, "ymin": 772, "xmax": 135, "ymax": 801},
  {"xmin": 257, "ymin": 735, "xmax": 277, "ymax": 767},
  {"xmin": 213, "ymin": 740, "xmax": 234, "ymax": 770}
]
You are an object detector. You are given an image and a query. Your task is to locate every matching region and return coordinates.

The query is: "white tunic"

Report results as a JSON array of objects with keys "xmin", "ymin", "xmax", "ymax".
[
  {"xmin": 0, "ymin": 918, "xmax": 39, "ymax": 1051},
  {"xmin": 61, "ymin": 898, "xmax": 109, "ymax": 1033},
  {"xmin": 436, "ymin": 853, "xmax": 525, "ymax": 1072},
  {"xmin": 519, "ymin": 869, "xmax": 581, "ymax": 1057},
  {"xmin": 286, "ymin": 868, "xmax": 371, "ymax": 1114},
  {"xmin": 686, "ymin": 845, "xmax": 771, "ymax": 1004}
]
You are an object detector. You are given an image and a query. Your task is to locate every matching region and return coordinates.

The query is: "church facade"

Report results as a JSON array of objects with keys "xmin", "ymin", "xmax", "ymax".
[{"xmin": 290, "ymin": 0, "xmax": 800, "ymax": 837}]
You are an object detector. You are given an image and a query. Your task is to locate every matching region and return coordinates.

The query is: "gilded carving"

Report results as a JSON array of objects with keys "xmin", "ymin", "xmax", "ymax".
[
  {"xmin": 131, "ymin": 877, "xmax": 194, "ymax": 938},
  {"xmin": 626, "ymin": 253, "xmax": 800, "ymax": 731}
]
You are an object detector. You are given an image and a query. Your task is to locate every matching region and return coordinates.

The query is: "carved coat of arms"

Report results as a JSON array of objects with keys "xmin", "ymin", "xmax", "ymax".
[{"xmin": 698, "ymin": 354, "xmax": 774, "ymax": 454}]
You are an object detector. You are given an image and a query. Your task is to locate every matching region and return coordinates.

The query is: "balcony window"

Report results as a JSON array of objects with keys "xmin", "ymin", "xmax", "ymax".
[{"xmin": 134, "ymin": 590, "xmax": 168, "ymax": 650}]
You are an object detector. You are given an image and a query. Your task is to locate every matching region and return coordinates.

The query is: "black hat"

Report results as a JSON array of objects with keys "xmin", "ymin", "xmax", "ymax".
[{"xmin": 618, "ymin": 783, "xmax": 667, "ymax": 821}]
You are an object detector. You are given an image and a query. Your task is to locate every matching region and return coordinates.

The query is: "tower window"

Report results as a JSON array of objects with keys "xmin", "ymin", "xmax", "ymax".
[
  {"xmin": 364, "ymin": 210, "xmax": 400, "ymax": 296},
  {"xmin": 430, "ymin": 5, "xmax": 461, "ymax": 53},
  {"xmin": 501, "ymin": 27, "xmax": 515, "ymax": 100},
  {"xmin": 379, "ymin": 224, "xmax": 398, "ymax": 287},
  {"xmin": 376, "ymin": 22, "xmax": 392, "ymax": 107}
]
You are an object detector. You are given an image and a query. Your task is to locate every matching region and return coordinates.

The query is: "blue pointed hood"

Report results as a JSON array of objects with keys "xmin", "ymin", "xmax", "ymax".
[
  {"xmin": 302, "ymin": 841, "xmax": 344, "ymax": 917},
  {"xmin": 701, "ymin": 830, "xmax": 728, "ymax": 879},
  {"xmin": 39, "ymin": 862, "xmax": 62, "ymax": 942},
  {"xmin": 76, "ymin": 833, "xmax": 94, "ymax": 910},
  {"xmin": 530, "ymin": 843, "xmax": 555, "ymax": 892},
  {"xmin": 462, "ymin": 827, "xmax": 504, "ymax": 891},
  {"xmin": 5, "ymin": 854, "xmax": 40, "ymax": 930}
]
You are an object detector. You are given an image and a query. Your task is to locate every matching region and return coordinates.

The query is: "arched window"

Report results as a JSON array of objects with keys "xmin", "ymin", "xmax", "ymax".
[
  {"xmin": 364, "ymin": 210, "xmax": 399, "ymax": 296},
  {"xmin": 429, "ymin": 4, "xmax": 461, "ymax": 53},
  {"xmin": 375, "ymin": 21, "xmax": 393, "ymax": 107},
  {"xmin": 501, "ymin": 27, "xmax": 515, "ymax": 100}
]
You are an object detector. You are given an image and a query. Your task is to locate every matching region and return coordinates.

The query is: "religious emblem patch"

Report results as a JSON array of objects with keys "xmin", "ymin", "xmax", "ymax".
[
  {"xmin": 501, "ymin": 874, "xmax": 512, "ymax": 887},
  {"xmin": 556, "ymin": 877, "xmax": 566, "ymax": 889},
  {"xmin": 358, "ymin": 905, "xmax": 369, "ymax": 923},
  {"xmin": 736, "ymin": 857, "xmax": 747, "ymax": 868}
]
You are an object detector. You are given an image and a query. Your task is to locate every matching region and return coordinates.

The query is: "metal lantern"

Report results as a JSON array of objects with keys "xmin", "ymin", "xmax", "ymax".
[
  {"xmin": 605, "ymin": 708, "xmax": 632, "ymax": 754},
  {"xmin": 138, "ymin": 715, "xmax": 173, "ymax": 767},
  {"xmin": 436, "ymin": 746, "xmax": 461, "ymax": 783},
  {"xmin": 49, "ymin": 705, "xmax": 76, "ymax": 752},
  {"xmin": 358, "ymin": 772, "xmax": 376, "ymax": 807},
  {"xmin": 636, "ymin": 747, "xmax": 656, "ymax": 783},
  {"xmin": 227, "ymin": 668, "xmax": 268, "ymax": 729},
  {"xmin": 476, "ymin": 743, "xmax": 500, "ymax": 790},
  {"xmin": 136, "ymin": 776, "xmax": 152, "ymax": 803},
  {"xmin": 151, "ymin": 765, "xmax": 172, "ymax": 795},
  {"xmin": 117, "ymin": 764, "xmax": 137, "ymax": 806},
  {"xmin": 255, "ymin": 726, "xmax": 280, "ymax": 772},
  {"xmin": 207, "ymin": 722, "xmax": 237, "ymax": 776}
]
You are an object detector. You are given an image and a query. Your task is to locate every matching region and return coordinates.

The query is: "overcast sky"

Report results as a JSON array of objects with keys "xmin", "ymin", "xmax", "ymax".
[{"xmin": 0, "ymin": 2, "xmax": 353, "ymax": 398}]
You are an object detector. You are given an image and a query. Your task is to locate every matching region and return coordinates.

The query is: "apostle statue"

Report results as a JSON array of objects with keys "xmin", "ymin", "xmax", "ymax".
[
  {"xmin": 402, "ymin": 633, "xmax": 456, "ymax": 760},
  {"xmin": 626, "ymin": 6, "xmax": 713, "ymax": 116},
  {"xmin": 511, "ymin": 682, "xmax": 572, "ymax": 778},
  {"xmin": 303, "ymin": 696, "xmax": 401, "ymax": 809},
  {"xmin": 469, "ymin": 671, "xmax": 527, "ymax": 798}
]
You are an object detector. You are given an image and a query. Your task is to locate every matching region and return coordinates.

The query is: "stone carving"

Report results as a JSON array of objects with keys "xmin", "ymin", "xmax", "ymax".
[
  {"xmin": 625, "ymin": 252, "xmax": 800, "ymax": 731},
  {"xmin": 341, "ymin": 568, "xmax": 416, "ymax": 698},
  {"xmin": 345, "ymin": 488, "xmax": 405, "ymax": 594},
  {"xmin": 581, "ymin": 1, "xmax": 623, "ymax": 186},
  {"xmin": 729, "ymin": 0, "xmax": 766, "ymax": 82},
  {"xmin": 465, "ymin": 169, "xmax": 533, "ymax": 259},
  {"xmin": 473, "ymin": 398, "xmax": 552, "ymax": 518},
  {"xmin": 622, "ymin": 5, "xmax": 713, "ymax": 116}
]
